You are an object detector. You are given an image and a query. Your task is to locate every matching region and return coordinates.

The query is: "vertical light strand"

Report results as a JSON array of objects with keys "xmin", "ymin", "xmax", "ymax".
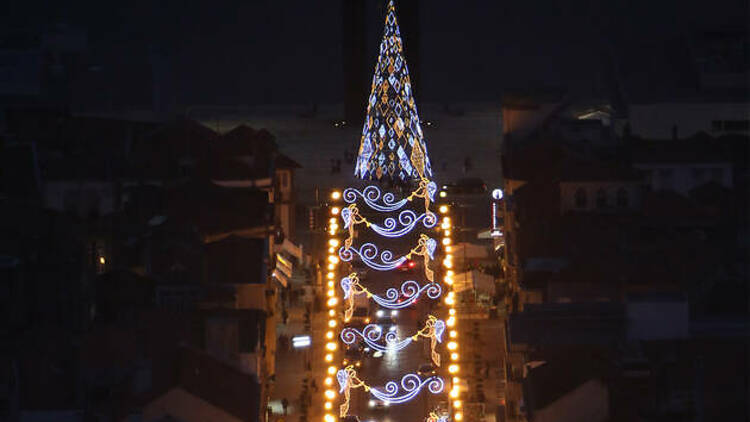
[
  {"xmin": 439, "ymin": 199, "xmax": 462, "ymax": 421},
  {"xmin": 323, "ymin": 190, "xmax": 342, "ymax": 422}
]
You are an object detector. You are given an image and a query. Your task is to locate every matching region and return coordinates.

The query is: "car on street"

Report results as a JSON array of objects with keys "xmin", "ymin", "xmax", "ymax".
[
  {"xmin": 368, "ymin": 396, "xmax": 390, "ymax": 411},
  {"xmin": 417, "ymin": 363, "xmax": 436, "ymax": 377}
]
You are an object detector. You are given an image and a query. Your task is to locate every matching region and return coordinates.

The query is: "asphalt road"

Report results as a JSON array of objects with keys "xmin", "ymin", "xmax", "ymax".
[{"xmin": 346, "ymin": 265, "xmax": 450, "ymax": 422}]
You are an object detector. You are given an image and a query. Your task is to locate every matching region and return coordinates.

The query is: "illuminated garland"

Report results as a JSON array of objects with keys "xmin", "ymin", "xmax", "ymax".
[
  {"xmin": 337, "ymin": 366, "xmax": 444, "ymax": 413},
  {"xmin": 341, "ymin": 273, "xmax": 441, "ymax": 321},
  {"xmin": 339, "ymin": 234, "xmax": 436, "ymax": 279},
  {"xmin": 343, "ymin": 178, "xmax": 437, "ymax": 213},
  {"xmin": 339, "ymin": 243, "xmax": 406, "ymax": 271},
  {"xmin": 342, "ymin": 204, "xmax": 437, "ymax": 239},
  {"xmin": 369, "ymin": 373, "xmax": 444, "ymax": 403},
  {"xmin": 340, "ymin": 316, "xmax": 445, "ymax": 358}
]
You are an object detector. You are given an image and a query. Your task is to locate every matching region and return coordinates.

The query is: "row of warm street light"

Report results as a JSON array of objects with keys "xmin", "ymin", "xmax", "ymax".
[{"xmin": 322, "ymin": 190, "xmax": 343, "ymax": 422}]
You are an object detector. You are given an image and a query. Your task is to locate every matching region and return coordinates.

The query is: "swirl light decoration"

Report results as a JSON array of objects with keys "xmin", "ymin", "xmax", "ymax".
[
  {"xmin": 343, "ymin": 185, "xmax": 408, "ymax": 212},
  {"xmin": 368, "ymin": 373, "xmax": 445, "ymax": 404},
  {"xmin": 341, "ymin": 273, "xmax": 442, "ymax": 321},
  {"xmin": 338, "ymin": 234, "xmax": 436, "ymax": 277},
  {"xmin": 340, "ymin": 315, "xmax": 445, "ymax": 357},
  {"xmin": 343, "ymin": 178, "xmax": 437, "ymax": 214},
  {"xmin": 339, "ymin": 242, "xmax": 407, "ymax": 271}
]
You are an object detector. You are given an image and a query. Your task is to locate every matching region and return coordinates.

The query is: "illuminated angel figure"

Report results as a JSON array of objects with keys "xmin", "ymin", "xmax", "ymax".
[
  {"xmin": 337, "ymin": 366, "xmax": 367, "ymax": 417},
  {"xmin": 410, "ymin": 234, "xmax": 437, "ymax": 281},
  {"xmin": 426, "ymin": 411, "xmax": 450, "ymax": 422},
  {"xmin": 340, "ymin": 273, "xmax": 442, "ymax": 321}
]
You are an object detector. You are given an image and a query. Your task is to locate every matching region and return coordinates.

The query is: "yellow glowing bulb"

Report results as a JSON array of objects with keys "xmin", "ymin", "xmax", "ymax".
[
  {"xmin": 326, "ymin": 342, "xmax": 337, "ymax": 351},
  {"xmin": 325, "ymin": 390, "xmax": 336, "ymax": 400},
  {"xmin": 439, "ymin": 191, "xmax": 447, "ymax": 198},
  {"xmin": 444, "ymin": 230, "xmax": 451, "ymax": 236},
  {"xmin": 446, "ymin": 316, "xmax": 456, "ymax": 327},
  {"xmin": 324, "ymin": 413, "xmax": 335, "ymax": 422},
  {"xmin": 455, "ymin": 411, "xmax": 463, "ymax": 421},
  {"xmin": 330, "ymin": 223, "xmax": 339, "ymax": 231},
  {"xmin": 449, "ymin": 330, "xmax": 457, "ymax": 338},
  {"xmin": 445, "ymin": 296, "xmax": 455, "ymax": 305},
  {"xmin": 331, "ymin": 191, "xmax": 341, "ymax": 200},
  {"xmin": 327, "ymin": 281, "xmax": 334, "ymax": 288},
  {"xmin": 442, "ymin": 237, "xmax": 451, "ymax": 246},
  {"xmin": 327, "ymin": 272, "xmax": 335, "ymax": 279},
  {"xmin": 329, "ymin": 229, "xmax": 336, "ymax": 235},
  {"xmin": 329, "ymin": 238, "xmax": 340, "ymax": 247},
  {"xmin": 324, "ymin": 401, "xmax": 333, "ymax": 409},
  {"xmin": 328, "ymin": 319, "xmax": 337, "ymax": 327},
  {"xmin": 443, "ymin": 259, "xmax": 453, "ymax": 268},
  {"xmin": 443, "ymin": 217, "xmax": 451, "ymax": 224},
  {"xmin": 439, "ymin": 205, "xmax": 449, "ymax": 214},
  {"xmin": 327, "ymin": 298, "xmax": 338, "ymax": 307},
  {"xmin": 445, "ymin": 245, "xmax": 452, "ymax": 252},
  {"xmin": 328, "ymin": 310, "xmax": 335, "ymax": 317},
  {"xmin": 453, "ymin": 400, "xmax": 462, "ymax": 409},
  {"xmin": 331, "ymin": 207, "xmax": 340, "ymax": 215},
  {"xmin": 449, "ymin": 308, "xmax": 456, "ymax": 315},
  {"xmin": 447, "ymin": 341, "xmax": 458, "ymax": 350},
  {"xmin": 328, "ymin": 255, "xmax": 339, "ymax": 264},
  {"xmin": 327, "ymin": 290, "xmax": 334, "ymax": 297},
  {"xmin": 449, "ymin": 364, "xmax": 459, "ymax": 374},
  {"xmin": 325, "ymin": 353, "xmax": 333, "ymax": 362},
  {"xmin": 450, "ymin": 388, "xmax": 459, "ymax": 398},
  {"xmin": 326, "ymin": 331, "xmax": 334, "ymax": 339},
  {"xmin": 451, "ymin": 352, "xmax": 459, "ymax": 361},
  {"xmin": 327, "ymin": 366, "xmax": 337, "ymax": 375},
  {"xmin": 99, "ymin": 256, "xmax": 106, "ymax": 265},
  {"xmin": 327, "ymin": 263, "xmax": 335, "ymax": 270},
  {"xmin": 446, "ymin": 270, "xmax": 455, "ymax": 276},
  {"xmin": 328, "ymin": 247, "xmax": 335, "ymax": 254},
  {"xmin": 329, "ymin": 217, "xmax": 337, "ymax": 224}
]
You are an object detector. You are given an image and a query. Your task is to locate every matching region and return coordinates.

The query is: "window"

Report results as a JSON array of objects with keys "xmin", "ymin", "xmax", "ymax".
[
  {"xmin": 596, "ymin": 188, "xmax": 607, "ymax": 209},
  {"xmin": 574, "ymin": 188, "xmax": 587, "ymax": 208},
  {"xmin": 710, "ymin": 168, "xmax": 724, "ymax": 182},
  {"xmin": 723, "ymin": 120, "xmax": 749, "ymax": 132},
  {"xmin": 616, "ymin": 187, "xmax": 629, "ymax": 208},
  {"xmin": 658, "ymin": 168, "xmax": 674, "ymax": 190}
]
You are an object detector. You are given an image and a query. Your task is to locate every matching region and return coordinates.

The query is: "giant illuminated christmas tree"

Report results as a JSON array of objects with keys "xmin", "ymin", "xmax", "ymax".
[{"xmin": 320, "ymin": 2, "xmax": 461, "ymax": 421}]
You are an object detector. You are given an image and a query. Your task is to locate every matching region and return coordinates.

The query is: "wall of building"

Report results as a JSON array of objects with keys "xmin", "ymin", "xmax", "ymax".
[
  {"xmin": 627, "ymin": 103, "xmax": 749, "ymax": 139},
  {"xmin": 559, "ymin": 182, "xmax": 641, "ymax": 213},
  {"xmin": 142, "ymin": 388, "xmax": 243, "ymax": 422},
  {"xmin": 531, "ymin": 379, "xmax": 609, "ymax": 422},
  {"xmin": 44, "ymin": 181, "xmax": 116, "ymax": 218},
  {"xmin": 633, "ymin": 162, "xmax": 732, "ymax": 195}
]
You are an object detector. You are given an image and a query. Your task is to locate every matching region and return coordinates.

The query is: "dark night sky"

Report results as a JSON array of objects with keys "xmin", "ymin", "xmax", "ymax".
[{"xmin": 3, "ymin": 0, "xmax": 747, "ymax": 106}]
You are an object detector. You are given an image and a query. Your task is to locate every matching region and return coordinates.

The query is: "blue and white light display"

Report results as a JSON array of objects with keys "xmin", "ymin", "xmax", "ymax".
[
  {"xmin": 341, "ymin": 324, "xmax": 412, "ymax": 353},
  {"xmin": 368, "ymin": 373, "xmax": 445, "ymax": 404},
  {"xmin": 341, "ymin": 276, "xmax": 441, "ymax": 310},
  {"xmin": 343, "ymin": 185, "xmax": 408, "ymax": 212},
  {"xmin": 339, "ymin": 243, "xmax": 407, "ymax": 271}
]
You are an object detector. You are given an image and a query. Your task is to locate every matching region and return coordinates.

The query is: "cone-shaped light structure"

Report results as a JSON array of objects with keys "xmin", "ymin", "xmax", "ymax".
[{"xmin": 354, "ymin": 0, "xmax": 432, "ymax": 182}]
